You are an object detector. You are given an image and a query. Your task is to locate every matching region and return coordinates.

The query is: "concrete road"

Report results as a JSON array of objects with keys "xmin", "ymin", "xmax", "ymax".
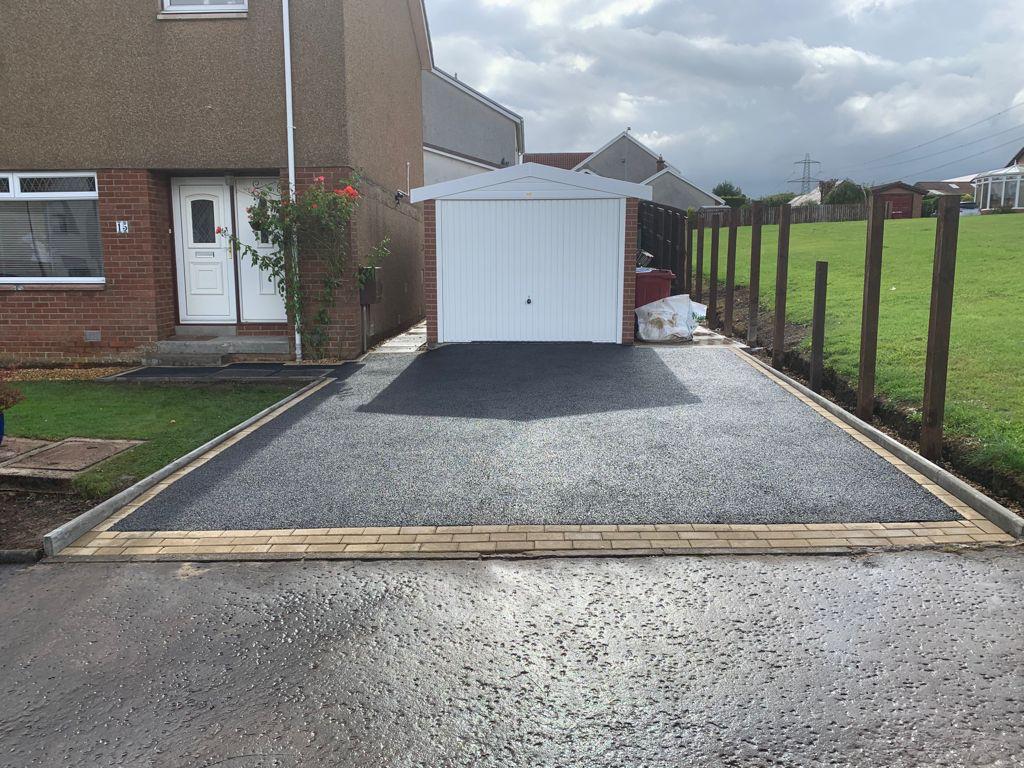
[{"xmin": 2, "ymin": 550, "xmax": 1022, "ymax": 767}]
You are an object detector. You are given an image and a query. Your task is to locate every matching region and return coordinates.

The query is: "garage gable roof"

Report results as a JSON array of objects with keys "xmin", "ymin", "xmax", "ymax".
[{"xmin": 410, "ymin": 162, "xmax": 653, "ymax": 202}]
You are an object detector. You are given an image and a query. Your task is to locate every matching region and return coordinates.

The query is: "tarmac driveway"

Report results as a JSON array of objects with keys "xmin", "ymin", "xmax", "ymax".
[{"xmin": 115, "ymin": 344, "xmax": 956, "ymax": 532}]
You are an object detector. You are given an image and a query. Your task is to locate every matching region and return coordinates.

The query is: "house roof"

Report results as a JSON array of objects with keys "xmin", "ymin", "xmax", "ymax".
[
  {"xmin": 789, "ymin": 187, "xmax": 822, "ymax": 206},
  {"xmin": 523, "ymin": 152, "xmax": 592, "ymax": 170},
  {"xmin": 572, "ymin": 130, "xmax": 660, "ymax": 171},
  {"xmin": 872, "ymin": 181, "xmax": 928, "ymax": 195},
  {"xmin": 976, "ymin": 163, "xmax": 1023, "ymax": 177},
  {"xmin": 641, "ymin": 167, "xmax": 725, "ymax": 205},
  {"xmin": 410, "ymin": 162, "xmax": 653, "ymax": 202},
  {"xmin": 916, "ymin": 180, "xmax": 975, "ymax": 195},
  {"xmin": 1008, "ymin": 145, "xmax": 1024, "ymax": 168}
]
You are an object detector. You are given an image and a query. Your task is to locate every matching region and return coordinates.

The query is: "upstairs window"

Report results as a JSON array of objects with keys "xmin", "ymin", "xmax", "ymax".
[
  {"xmin": 162, "ymin": 0, "xmax": 248, "ymax": 12},
  {"xmin": 0, "ymin": 173, "xmax": 104, "ymax": 283}
]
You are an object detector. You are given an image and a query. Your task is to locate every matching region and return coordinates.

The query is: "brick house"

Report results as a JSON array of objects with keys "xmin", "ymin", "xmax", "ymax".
[{"xmin": 1, "ymin": 0, "xmax": 435, "ymax": 364}]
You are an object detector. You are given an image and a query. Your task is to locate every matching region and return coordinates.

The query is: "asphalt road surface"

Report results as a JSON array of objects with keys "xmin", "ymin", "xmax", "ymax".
[
  {"xmin": 2, "ymin": 549, "xmax": 1022, "ymax": 767},
  {"xmin": 115, "ymin": 345, "xmax": 955, "ymax": 532}
]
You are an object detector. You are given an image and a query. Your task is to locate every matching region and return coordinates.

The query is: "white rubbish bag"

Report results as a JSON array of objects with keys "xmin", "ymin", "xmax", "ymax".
[{"xmin": 635, "ymin": 294, "xmax": 700, "ymax": 342}]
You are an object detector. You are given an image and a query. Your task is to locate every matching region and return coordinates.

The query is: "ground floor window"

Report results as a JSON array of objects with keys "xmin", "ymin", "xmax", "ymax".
[{"xmin": 0, "ymin": 172, "xmax": 103, "ymax": 282}]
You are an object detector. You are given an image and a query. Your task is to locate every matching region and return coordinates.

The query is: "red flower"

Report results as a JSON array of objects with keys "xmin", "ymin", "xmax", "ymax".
[
  {"xmin": 215, "ymin": 226, "xmax": 223, "ymax": 234},
  {"xmin": 343, "ymin": 185, "xmax": 359, "ymax": 199},
  {"xmin": 310, "ymin": 203, "xmax": 318, "ymax": 209},
  {"xmin": 333, "ymin": 188, "xmax": 345, "ymax": 196},
  {"xmin": 315, "ymin": 175, "xmax": 325, "ymax": 182}
]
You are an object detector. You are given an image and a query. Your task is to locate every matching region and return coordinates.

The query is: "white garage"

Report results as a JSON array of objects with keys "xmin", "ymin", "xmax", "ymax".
[{"xmin": 411, "ymin": 163, "xmax": 652, "ymax": 345}]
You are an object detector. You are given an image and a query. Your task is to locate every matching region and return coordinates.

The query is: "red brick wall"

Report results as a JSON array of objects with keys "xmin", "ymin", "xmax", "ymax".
[
  {"xmin": 0, "ymin": 169, "xmax": 175, "ymax": 363},
  {"xmin": 622, "ymin": 197, "xmax": 638, "ymax": 344},
  {"xmin": 422, "ymin": 196, "xmax": 635, "ymax": 347},
  {"xmin": 423, "ymin": 199, "xmax": 438, "ymax": 346}
]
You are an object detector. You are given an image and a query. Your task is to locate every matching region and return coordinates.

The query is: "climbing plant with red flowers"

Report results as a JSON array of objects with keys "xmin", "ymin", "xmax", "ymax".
[{"xmin": 226, "ymin": 175, "xmax": 390, "ymax": 359}]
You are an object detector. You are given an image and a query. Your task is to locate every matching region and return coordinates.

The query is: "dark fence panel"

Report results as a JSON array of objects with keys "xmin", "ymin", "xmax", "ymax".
[{"xmin": 638, "ymin": 200, "xmax": 688, "ymax": 291}]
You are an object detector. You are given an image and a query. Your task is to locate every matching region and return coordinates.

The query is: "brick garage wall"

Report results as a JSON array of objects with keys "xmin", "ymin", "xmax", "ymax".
[
  {"xmin": 622, "ymin": 197, "xmax": 638, "ymax": 344},
  {"xmin": 422, "ymin": 197, "xmax": 636, "ymax": 346},
  {"xmin": 423, "ymin": 199, "xmax": 438, "ymax": 346},
  {"xmin": 0, "ymin": 169, "xmax": 175, "ymax": 364},
  {"xmin": 277, "ymin": 167, "xmax": 422, "ymax": 360}
]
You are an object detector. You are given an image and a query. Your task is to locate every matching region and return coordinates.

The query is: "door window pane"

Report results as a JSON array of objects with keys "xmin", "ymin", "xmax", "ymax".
[
  {"xmin": 0, "ymin": 200, "xmax": 103, "ymax": 278},
  {"xmin": 191, "ymin": 199, "xmax": 216, "ymax": 243}
]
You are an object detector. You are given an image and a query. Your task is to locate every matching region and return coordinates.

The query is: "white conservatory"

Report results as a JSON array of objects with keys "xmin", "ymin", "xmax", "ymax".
[{"xmin": 973, "ymin": 165, "xmax": 1023, "ymax": 212}]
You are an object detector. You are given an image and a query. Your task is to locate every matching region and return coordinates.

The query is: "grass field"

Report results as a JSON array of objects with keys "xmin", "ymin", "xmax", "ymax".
[
  {"xmin": 5, "ymin": 382, "xmax": 299, "ymax": 497},
  {"xmin": 708, "ymin": 213, "xmax": 1024, "ymax": 484}
]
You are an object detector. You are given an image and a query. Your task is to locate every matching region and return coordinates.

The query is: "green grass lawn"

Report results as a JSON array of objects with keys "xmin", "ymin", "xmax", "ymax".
[
  {"xmin": 4, "ymin": 382, "xmax": 300, "ymax": 498},
  {"xmin": 705, "ymin": 213, "xmax": 1024, "ymax": 482}
]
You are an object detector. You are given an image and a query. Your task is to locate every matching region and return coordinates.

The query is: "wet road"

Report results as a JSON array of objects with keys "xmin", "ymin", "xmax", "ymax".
[{"xmin": 2, "ymin": 550, "xmax": 1022, "ymax": 767}]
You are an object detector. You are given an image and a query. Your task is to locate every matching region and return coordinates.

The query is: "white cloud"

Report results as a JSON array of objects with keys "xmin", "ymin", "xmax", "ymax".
[
  {"xmin": 426, "ymin": 0, "xmax": 1023, "ymax": 194},
  {"xmin": 835, "ymin": 0, "xmax": 916, "ymax": 19}
]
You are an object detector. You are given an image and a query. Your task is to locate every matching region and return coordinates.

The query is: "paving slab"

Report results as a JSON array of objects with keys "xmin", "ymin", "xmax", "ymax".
[
  {"xmin": 0, "ymin": 437, "xmax": 51, "ymax": 464},
  {"xmin": 113, "ymin": 344, "xmax": 958, "ymax": 532},
  {"xmin": 8, "ymin": 438, "xmax": 139, "ymax": 472}
]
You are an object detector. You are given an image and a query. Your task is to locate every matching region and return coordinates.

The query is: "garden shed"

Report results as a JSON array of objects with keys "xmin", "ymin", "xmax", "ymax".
[{"xmin": 410, "ymin": 163, "xmax": 652, "ymax": 345}]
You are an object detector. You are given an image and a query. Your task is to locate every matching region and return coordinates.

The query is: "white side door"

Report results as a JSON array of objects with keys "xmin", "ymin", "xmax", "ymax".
[
  {"xmin": 436, "ymin": 198, "xmax": 625, "ymax": 343},
  {"xmin": 172, "ymin": 180, "xmax": 236, "ymax": 323},
  {"xmin": 235, "ymin": 178, "xmax": 287, "ymax": 323}
]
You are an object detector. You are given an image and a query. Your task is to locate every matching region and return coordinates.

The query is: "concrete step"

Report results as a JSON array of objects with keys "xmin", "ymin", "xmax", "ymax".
[
  {"xmin": 174, "ymin": 324, "xmax": 238, "ymax": 337},
  {"xmin": 144, "ymin": 335, "xmax": 291, "ymax": 366}
]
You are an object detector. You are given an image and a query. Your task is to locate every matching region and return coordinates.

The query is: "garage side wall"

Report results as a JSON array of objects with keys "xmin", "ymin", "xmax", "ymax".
[
  {"xmin": 424, "ymin": 200, "xmax": 439, "ymax": 346},
  {"xmin": 622, "ymin": 197, "xmax": 638, "ymax": 345}
]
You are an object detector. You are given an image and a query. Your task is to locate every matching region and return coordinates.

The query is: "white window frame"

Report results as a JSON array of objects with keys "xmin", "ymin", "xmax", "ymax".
[
  {"xmin": 0, "ymin": 171, "xmax": 104, "ymax": 285},
  {"xmin": 11, "ymin": 171, "xmax": 99, "ymax": 200},
  {"xmin": 161, "ymin": 0, "xmax": 248, "ymax": 13}
]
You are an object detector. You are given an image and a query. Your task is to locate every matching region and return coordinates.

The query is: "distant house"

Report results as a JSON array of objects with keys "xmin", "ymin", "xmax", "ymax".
[
  {"xmin": 916, "ymin": 180, "xmax": 975, "ymax": 197},
  {"xmin": 422, "ymin": 68, "xmax": 524, "ymax": 184},
  {"xmin": 1007, "ymin": 145, "xmax": 1024, "ymax": 168},
  {"xmin": 527, "ymin": 131, "xmax": 722, "ymax": 209},
  {"xmin": 872, "ymin": 182, "xmax": 927, "ymax": 219},
  {"xmin": 522, "ymin": 152, "xmax": 591, "ymax": 170}
]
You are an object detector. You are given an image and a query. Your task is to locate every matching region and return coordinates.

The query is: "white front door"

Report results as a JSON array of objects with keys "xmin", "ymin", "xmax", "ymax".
[
  {"xmin": 172, "ymin": 179, "xmax": 236, "ymax": 323},
  {"xmin": 235, "ymin": 178, "xmax": 287, "ymax": 323}
]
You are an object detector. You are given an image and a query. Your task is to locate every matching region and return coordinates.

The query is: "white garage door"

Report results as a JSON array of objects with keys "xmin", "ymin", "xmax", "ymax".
[{"xmin": 436, "ymin": 198, "xmax": 625, "ymax": 343}]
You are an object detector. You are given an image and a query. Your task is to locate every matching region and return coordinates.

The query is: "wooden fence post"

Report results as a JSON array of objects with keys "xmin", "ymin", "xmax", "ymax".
[
  {"xmin": 920, "ymin": 195, "xmax": 961, "ymax": 460},
  {"xmin": 747, "ymin": 202, "xmax": 762, "ymax": 345},
  {"xmin": 695, "ymin": 212, "xmax": 705, "ymax": 302},
  {"xmin": 708, "ymin": 213, "xmax": 721, "ymax": 328},
  {"xmin": 724, "ymin": 207, "xmax": 737, "ymax": 336},
  {"xmin": 771, "ymin": 205, "xmax": 791, "ymax": 369},
  {"xmin": 857, "ymin": 191, "xmax": 887, "ymax": 420},
  {"xmin": 810, "ymin": 261, "xmax": 828, "ymax": 392}
]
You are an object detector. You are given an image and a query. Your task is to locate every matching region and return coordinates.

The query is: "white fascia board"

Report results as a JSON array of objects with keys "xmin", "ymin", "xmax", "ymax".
[
  {"xmin": 572, "ymin": 130, "xmax": 661, "ymax": 171},
  {"xmin": 641, "ymin": 167, "xmax": 724, "ymax": 204},
  {"xmin": 411, "ymin": 162, "xmax": 652, "ymax": 202}
]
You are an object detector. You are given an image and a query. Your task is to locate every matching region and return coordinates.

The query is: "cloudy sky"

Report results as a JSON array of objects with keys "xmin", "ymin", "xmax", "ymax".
[{"xmin": 424, "ymin": 0, "xmax": 1024, "ymax": 196}]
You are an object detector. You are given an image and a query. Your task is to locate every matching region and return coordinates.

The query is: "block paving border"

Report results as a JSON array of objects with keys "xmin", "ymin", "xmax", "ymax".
[{"xmin": 55, "ymin": 348, "xmax": 1016, "ymax": 562}]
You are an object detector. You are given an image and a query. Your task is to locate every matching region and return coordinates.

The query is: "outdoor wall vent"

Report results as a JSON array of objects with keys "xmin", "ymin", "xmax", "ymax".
[{"xmin": 84, "ymin": 330, "xmax": 101, "ymax": 343}]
